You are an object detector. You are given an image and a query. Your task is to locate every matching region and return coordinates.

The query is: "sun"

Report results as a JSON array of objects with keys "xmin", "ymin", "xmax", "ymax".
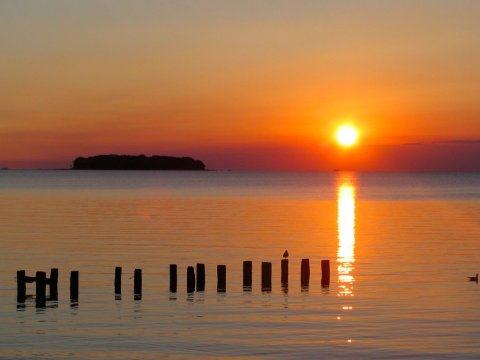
[{"xmin": 336, "ymin": 125, "xmax": 359, "ymax": 147}]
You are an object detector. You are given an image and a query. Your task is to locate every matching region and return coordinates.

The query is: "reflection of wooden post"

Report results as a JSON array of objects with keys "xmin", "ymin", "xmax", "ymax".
[
  {"xmin": 134, "ymin": 269, "xmax": 142, "ymax": 300},
  {"xmin": 261, "ymin": 262, "xmax": 272, "ymax": 291},
  {"xmin": 50, "ymin": 268, "xmax": 58, "ymax": 300},
  {"xmin": 196, "ymin": 263, "xmax": 205, "ymax": 291},
  {"xmin": 114, "ymin": 267, "xmax": 122, "ymax": 295},
  {"xmin": 170, "ymin": 264, "xmax": 177, "ymax": 293},
  {"xmin": 243, "ymin": 261, "xmax": 252, "ymax": 289},
  {"xmin": 217, "ymin": 265, "xmax": 226, "ymax": 292},
  {"xmin": 17, "ymin": 270, "xmax": 26, "ymax": 303},
  {"xmin": 301, "ymin": 259, "xmax": 310, "ymax": 288},
  {"xmin": 187, "ymin": 266, "xmax": 195, "ymax": 293},
  {"xmin": 70, "ymin": 271, "xmax": 79, "ymax": 302},
  {"xmin": 36, "ymin": 271, "xmax": 47, "ymax": 307},
  {"xmin": 321, "ymin": 260, "xmax": 330, "ymax": 287},
  {"xmin": 281, "ymin": 259, "xmax": 288, "ymax": 285}
]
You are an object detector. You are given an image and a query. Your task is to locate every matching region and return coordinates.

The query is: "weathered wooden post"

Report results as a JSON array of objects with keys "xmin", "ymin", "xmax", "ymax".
[
  {"xmin": 49, "ymin": 268, "xmax": 59, "ymax": 301},
  {"xmin": 114, "ymin": 267, "xmax": 122, "ymax": 295},
  {"xmin": 170, "ymin": 264, "xmax": 177, "ymax": 293},
  {"xmin": 301, "ymin": 259, "xmax": 310, "ymax": 288},
  {"xmin": 134, "ymin": 269, "xmax": 142, "ymax": 300},
  {"xmin": 17, "ymin": 270, "xmax": 26, "ymax": 303},
  {"xmin": 261, "ymin": 262, "xmax": 272, "ymax": 291},
  {"xmin": 187, "ymin": 266, "xmax": 195, "ymax": 293},
  {"xmin": 196, "ymin": 263, "xmax": 205, "ymax": 291},
  {"xmin": 321, "ymin": 260, "xmax": 330, "ymax": 287},
  {"xmin": 35, "ymin": 271, "xmax": 47, "ymax": 307},
  {"xmin": 217, "ymin": 265, "xmax": 226, "ymax": 292},
  {"xmin": 70, "ymin": 271, "xmax": 79, "ymax": 302},
  {"xmin": 281, "ymin": 259, "xmax": 288, "ymax": 285},
  {"xmin": 243, "ymin": 261, "xmax": 253, "ymax": 289},
  {"xmin": 36, "ymin": 271, "xmax": 47, "ymax": 307}
]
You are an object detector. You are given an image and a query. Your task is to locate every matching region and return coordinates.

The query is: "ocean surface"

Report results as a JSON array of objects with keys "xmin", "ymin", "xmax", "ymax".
[{"xmin": 0, "ymin": 171, "xmax": 479, "ymax": 359}]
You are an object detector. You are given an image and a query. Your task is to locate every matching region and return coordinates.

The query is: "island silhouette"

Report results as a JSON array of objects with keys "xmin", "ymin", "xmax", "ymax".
[{"xmin": 72, "ymin": 155, "xmax": 206, "ymax": 170}]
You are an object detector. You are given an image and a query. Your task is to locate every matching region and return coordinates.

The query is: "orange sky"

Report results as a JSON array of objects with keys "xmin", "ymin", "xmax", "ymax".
[{"xmin": 1, "ymin": 1, "xmax": 480, "ymax": 170}]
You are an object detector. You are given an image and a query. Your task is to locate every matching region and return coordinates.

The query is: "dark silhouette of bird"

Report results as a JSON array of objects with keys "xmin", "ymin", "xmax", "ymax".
[
  {"xmin": 283, "ymin": 250, "xmax": 289, "ymax": 258},
  {"xmin": 467, "ymin": 273, "xmax": 478, "ymax": 282}
]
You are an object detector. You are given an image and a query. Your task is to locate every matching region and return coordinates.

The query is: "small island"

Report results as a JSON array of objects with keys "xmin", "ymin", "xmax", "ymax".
[{"xmin": 72, "ymin": 155, "xmax": 206, "ymax": 170}]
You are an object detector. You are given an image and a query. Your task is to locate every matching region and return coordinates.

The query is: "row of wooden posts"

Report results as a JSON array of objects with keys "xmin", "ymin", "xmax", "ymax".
[
  {"xmin": 16, "ymin": 269, "xmax": 78, "ymax": 307},
  {"xmin": 17, "ymin": 259, "xmax": 330, "ymax": 307}
]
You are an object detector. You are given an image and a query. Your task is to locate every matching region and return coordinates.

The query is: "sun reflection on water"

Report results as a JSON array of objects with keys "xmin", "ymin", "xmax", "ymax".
[{"xmin": 337, "ymin": 174, "xmax": 356, "ymax": 297}]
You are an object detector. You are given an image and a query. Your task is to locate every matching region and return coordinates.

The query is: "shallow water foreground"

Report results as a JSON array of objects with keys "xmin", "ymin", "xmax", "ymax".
[{"xmin": 0, "ymin": 171, "xmax": 479, "ymax": 359}]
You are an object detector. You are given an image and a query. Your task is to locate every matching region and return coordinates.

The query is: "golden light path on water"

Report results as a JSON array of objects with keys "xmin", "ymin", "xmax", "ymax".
[{"xmin": 337, "ymin": 174, "xmax": 356, "ymax": 298}]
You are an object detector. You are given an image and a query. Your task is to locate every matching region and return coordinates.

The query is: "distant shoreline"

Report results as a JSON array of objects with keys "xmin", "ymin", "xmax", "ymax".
[{"xmin": 71, "ymin": 154, "xmax": 206, "ymax": 171}]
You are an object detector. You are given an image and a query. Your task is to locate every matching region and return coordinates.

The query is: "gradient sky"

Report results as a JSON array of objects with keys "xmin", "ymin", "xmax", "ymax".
[{"xmin": 1, "ymin": 0, "xmax": 480, "ymax": 170}]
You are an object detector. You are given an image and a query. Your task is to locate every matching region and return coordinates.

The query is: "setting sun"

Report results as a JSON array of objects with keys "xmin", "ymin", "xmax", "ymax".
[{"xmin": 336, "ymin": 125, "xmax": 359, "ymax": 147}]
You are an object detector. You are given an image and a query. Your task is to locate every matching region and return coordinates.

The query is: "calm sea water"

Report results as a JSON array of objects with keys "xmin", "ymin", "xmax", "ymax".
[{"xmin": 0, "ymin": 171, "xmax": 479, "ymax": 359}]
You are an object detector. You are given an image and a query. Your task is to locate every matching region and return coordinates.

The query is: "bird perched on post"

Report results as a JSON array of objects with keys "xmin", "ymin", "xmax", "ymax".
[
  {"xmin": 283, "ymin": 250, "xmax": 289, "ymax": 258},
  {"xmin": 467, "ymin": 274, "xmax": 478, "ymax": 282}
]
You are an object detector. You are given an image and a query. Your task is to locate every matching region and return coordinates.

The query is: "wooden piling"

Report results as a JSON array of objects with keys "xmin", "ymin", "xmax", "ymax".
[
  {"xmin": 49, "ymin": 268, "xmax": 58, "ymax": 300},
  {"xmin": 134, "ymin": 269, "xmax": 142, "ymax": 299},
  {"xmin": 217, "ymin": 265, "xmax": 226, "ymax": 292},
  {"xmin": 321, "ymin": 260, "xmax": 330, "ymax": 287},
  {"xmin": 243, "ymin": 261, "xmax": 252, "ymax": 289},
  {"xmin": 114, "ymin": 267, "xmax": 122, "ymax": 295},
  {"xmin": 170, "ymin": 264, "xmax": 177, "ymax": 293},
  {"xmin": 70, "ymin": 271, "xmax": 79, "ymax": 302},
  {"xmin": 301, "ymin": 259, "xmax": 310, "ymax": 288},
  {"xmin": 281, "ymin": 259, "xmax": 288, "ymax": 285},
  {"xmin": 187, "ymin": 266, "xmax": 195, "ymax": 293},
  {"xmin": 36, "ymin": 271, "xmax": 47, "ymax": 307},
  {"xmin": 196, "ymin": 263, "xmax": 205, "ymax": 291},
  {"xmin": 17, "ymin": 270, "xmax": 26, "ymax": 303},
  {"xmin": 261, "ymin": 262, "xmax": 272, "ymax": 291}
]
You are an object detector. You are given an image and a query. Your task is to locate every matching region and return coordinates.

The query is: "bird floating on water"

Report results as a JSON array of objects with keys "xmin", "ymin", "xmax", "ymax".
[
  {"xmin": 283, "ymin": 250, "xmax": 289, "ymax": 258},
  {"xmin": 467, "ymin": 274, "xmax": 478, "ymax": 282}
]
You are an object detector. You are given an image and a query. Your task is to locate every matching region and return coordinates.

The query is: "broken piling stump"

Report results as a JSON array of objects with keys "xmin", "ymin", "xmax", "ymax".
[
  {"xmin": 187, "ymin": 266, "xmax": 195, "ymax": 293},
  {"xmin": 70, "ymin": 271, "xmax": 79, "ymax": 303},
  {"xmin": 301, "ymin": 259, "xmax": 310, "ymax": 288},
  {"xmin": 243, "ymin": 261, "xmax": 252, "ymax": 290},
  {"xmin": 261, "ymin": 262, "xmax": 272, "ymax": 291},
  {"xmin": 281, "ymin": 259, "xmax": 288, "ymax": 285},
  {"xmin": 170, "ymin": 264, "xmax": 177, "ymax": 293},
  {"xmin": 134, "ymin": 269, "xmax": 142, "ymax": 300},
  {"xmin": 217, "ymin": 265, "xmax": 226, "ymax": 292},
  {"xmin": 114, "ymin": 267, "xmax": 122, "ymax": 295},
  {"xmin": 35, "ymin": 271, "xmax": 47, "ymax": 308},
  {"xmin": 17, "ymin": 270, "xmax": 26, "ymax": 303},
  {"xmin": 49, "ymin": 268, "xmax": 58, "ymax": 301},
  {"xmin": 196, "ymin": 263, "xmax": 205, "ymax": 292},
  {"xmin": 321, "ymin": 260, "xmax": 330, "ymax": 287}
]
